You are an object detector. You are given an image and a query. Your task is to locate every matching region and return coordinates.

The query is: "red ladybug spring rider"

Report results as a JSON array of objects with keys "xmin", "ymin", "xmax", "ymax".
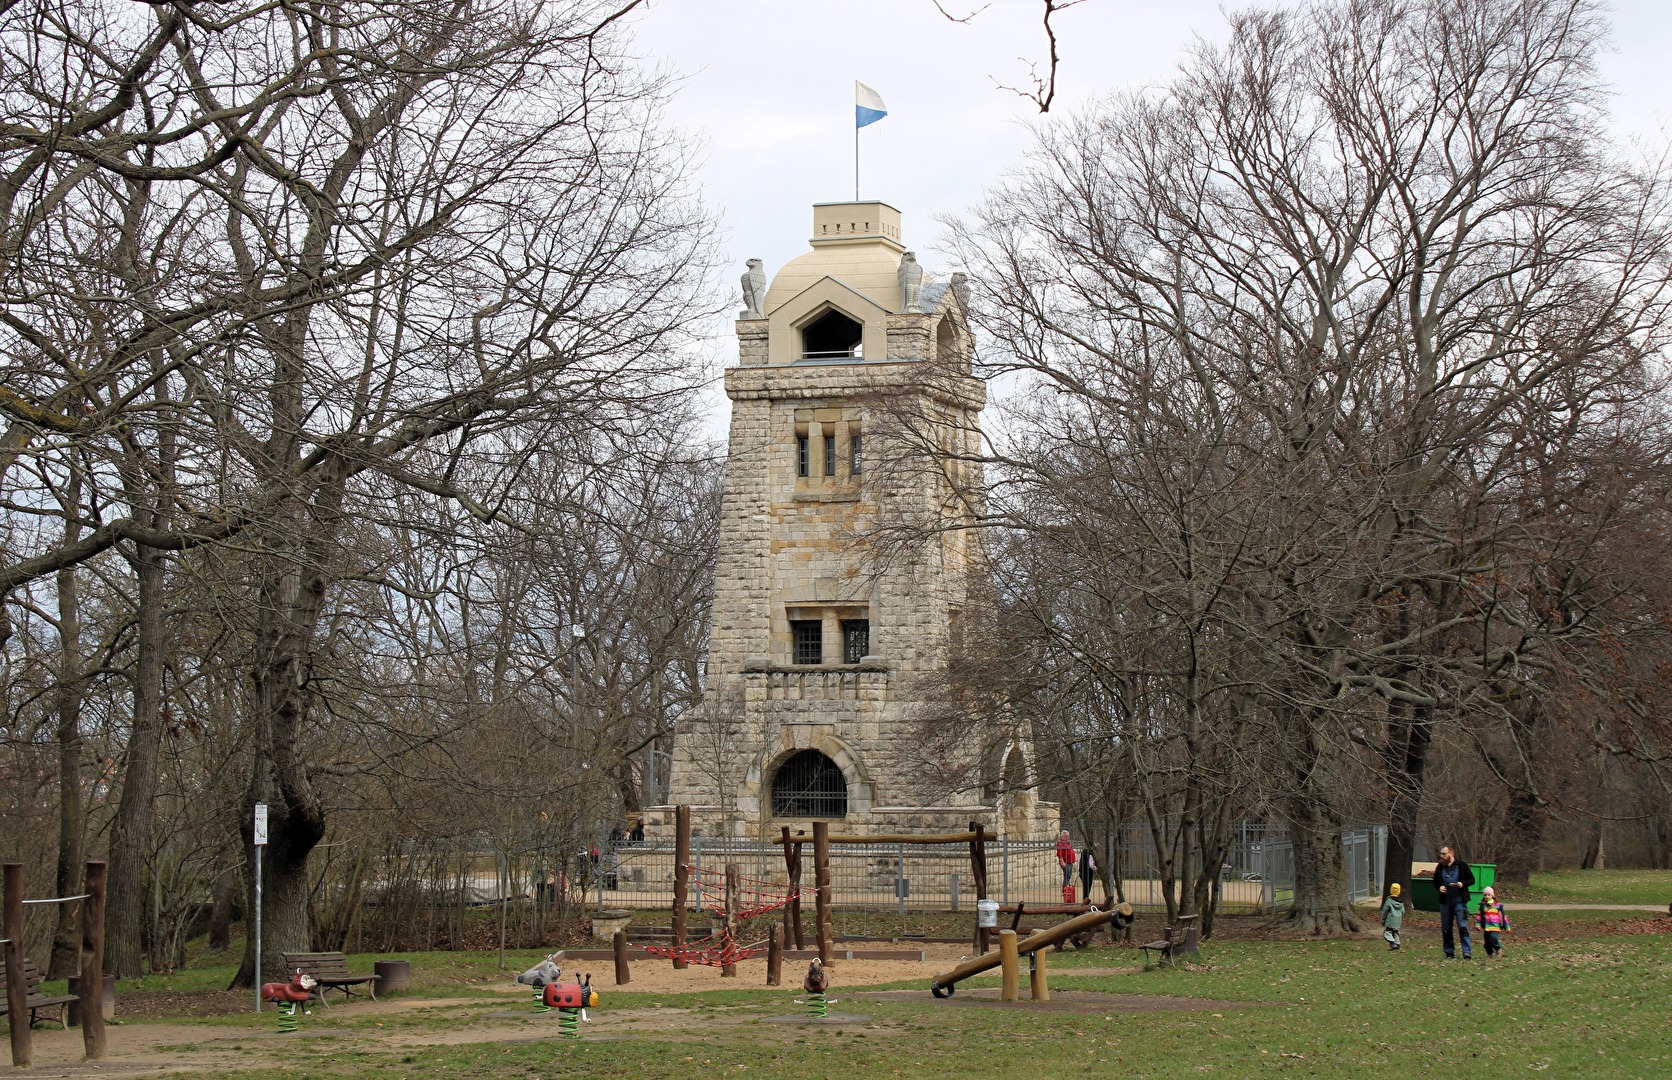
[
  {"xmin": 542, "ymin": 975, "xmax": 599, "ymax": 1010},
  {"xmin": 543, "ymin": 973, "xmax": 598, "ymax": 1037}
]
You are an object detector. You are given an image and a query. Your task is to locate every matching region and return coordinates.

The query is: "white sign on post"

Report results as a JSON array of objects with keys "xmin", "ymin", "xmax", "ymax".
[{"xmin": 253, "ymin": 802, "xmax": 267, "ymax": 1012}]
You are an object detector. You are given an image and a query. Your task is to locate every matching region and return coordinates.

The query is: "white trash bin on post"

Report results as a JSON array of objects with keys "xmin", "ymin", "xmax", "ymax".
[{"xmin": 977, "ymin": 898, "xmax": 999, "ymax": 929}]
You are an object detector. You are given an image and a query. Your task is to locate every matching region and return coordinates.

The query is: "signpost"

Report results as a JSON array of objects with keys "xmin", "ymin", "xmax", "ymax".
[{"xmin": 252, "ymin": 803, "xmax": 267, "ymax": 1013}]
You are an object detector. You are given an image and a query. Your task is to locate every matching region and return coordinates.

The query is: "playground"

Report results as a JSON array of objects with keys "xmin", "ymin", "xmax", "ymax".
[
  {"xmin": 4, "ymin": 893, "xmax": 1669, "ymax": 1078},
  {"xmin": 7, "ymin": 837, "xmax": 1672, "ymax": 1077}
]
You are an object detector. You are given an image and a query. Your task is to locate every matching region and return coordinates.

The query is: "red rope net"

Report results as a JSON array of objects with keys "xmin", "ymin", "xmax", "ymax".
[
  {"xmin": 631, "ymin": 865, "xmax": 813, "ymax": 968},
  {"xmin": 689, "ymin": 865, "xmax": 806, "ymax": 919}
]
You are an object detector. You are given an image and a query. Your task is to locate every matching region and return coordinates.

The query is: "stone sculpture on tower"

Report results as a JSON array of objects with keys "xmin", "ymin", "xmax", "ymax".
[{"xmin": 648, "ymin": 201, "xmax": 1058, "ymax": 842}]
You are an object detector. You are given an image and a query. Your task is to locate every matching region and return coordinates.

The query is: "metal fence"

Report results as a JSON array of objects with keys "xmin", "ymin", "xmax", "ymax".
[{"xmin": 496, "ymin": 822, "xmax": 1386, "ymax": 915}]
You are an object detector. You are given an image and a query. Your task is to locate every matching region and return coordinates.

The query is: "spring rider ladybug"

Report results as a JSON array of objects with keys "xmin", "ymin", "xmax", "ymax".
[{"xmin": 542, "ymin": 973, "xmax": 597, "ymax": 1038}]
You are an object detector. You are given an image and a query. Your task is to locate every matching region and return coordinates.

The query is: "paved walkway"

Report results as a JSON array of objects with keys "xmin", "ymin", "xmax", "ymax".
[{"xmin": 1503, "ymin": 902, "xmax": 1665, "ymax": 911}]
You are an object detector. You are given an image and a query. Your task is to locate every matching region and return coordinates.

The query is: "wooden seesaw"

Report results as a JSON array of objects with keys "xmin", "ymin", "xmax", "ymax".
[{"xmin": 929, "ymin": 903, "xmax": 1134, "ymax": 1000}]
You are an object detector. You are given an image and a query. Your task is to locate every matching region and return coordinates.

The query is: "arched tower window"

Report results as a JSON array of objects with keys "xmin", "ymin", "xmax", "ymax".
[
  {"xmin": 936, "ymin": 317, "xmax": 959, "ymax": 362},
  {"xmin": 801, "ymin": 309, "xmax": 863, "ymax": 359},
  {"xmin": 1002, "ymin": 746, "xmax": 1028, "ymax": 793},
  {"xmin": 771, "ymin": 750, "xmax": 848, "ymax": 818}
]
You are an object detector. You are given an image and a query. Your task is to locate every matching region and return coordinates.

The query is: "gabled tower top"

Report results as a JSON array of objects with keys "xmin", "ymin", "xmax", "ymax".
[{"xmin": 761, "ymin": 201, "xmax": 915, "ymax": 323}]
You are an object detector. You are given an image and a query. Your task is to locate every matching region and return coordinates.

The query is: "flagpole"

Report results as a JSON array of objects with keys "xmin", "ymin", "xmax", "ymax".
[{"xmin": 854, "ymin": 121, "xmax": 860, "ymax": 201}]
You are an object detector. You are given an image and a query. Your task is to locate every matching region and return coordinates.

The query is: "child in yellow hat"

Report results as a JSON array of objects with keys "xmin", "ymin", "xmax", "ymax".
[{"xmin": 1380, "ymin": 883, "xmax": 1406, "ymax": 950}]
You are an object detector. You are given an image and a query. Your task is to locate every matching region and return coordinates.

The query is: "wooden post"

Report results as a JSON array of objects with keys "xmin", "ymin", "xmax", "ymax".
[
  {"xmin": 812, "ymin": 821, "xmax": 833, "ymax": 963},
  {"xmin": 612, "ymin": 930, "xmax": 631, "ymax": 985},
  {"xmin": 4, "ymin": 863, "xmax": 30, "ymax": 1068},
  {"xmin": 998, "ymin": 929, "xmax": 1020, "ymax": 1002},
  {"xmin": 671, "ymin": 805, "xmax": 690, "ymax": 970},
  {"xmin": 782, "ymin": 827, "xmax": 805, "ymax": 951},
  {"xmin": 766, "ymin": 923, "xmax": 782, "ymax": 986},
  {"xmin": 721, "ymin": 863, "xmax": 740, "ymax": 977},
  {"xmin": 970, "ymin": 822, "xmax": 989, "ymax": 954},
  {"xmin": 1029, "ymin": 944, "xmax": 1049, "ymax": 1002},
  {"xmin": 80, "ymin": 861, "xmax": 107, "ymax": 1061}
]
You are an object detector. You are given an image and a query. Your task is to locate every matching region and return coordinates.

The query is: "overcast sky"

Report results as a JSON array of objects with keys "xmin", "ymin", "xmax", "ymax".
[{"xmin": 629, "ymin": 0, "xmax": 1671, "ymax": 419}]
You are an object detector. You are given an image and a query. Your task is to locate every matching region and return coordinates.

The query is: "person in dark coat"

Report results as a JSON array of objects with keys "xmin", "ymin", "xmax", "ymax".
[
  {"xmin": 1430, "ymin": 845, "xmax": 1475, "ymax": 959},
  {"xmin": 1078, "ymin": 846, "xmax": 1097, "ymax": 904}
]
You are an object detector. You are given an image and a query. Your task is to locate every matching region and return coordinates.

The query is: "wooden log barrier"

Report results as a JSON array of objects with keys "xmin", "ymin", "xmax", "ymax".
[
  {"xmin": 998, "ymin": 930, "xmax": 1019, "ymax": 1002},
  {"xmin": 773, "ymin": 831, "xmax": 983, "ymax": 845},
  {"xmin": 930, "ymin": 906, "xmax": 1125, "ymax": 997},
  {"xmin": 1030, "ymin": 945, "xmax": 1049, "ymax": 1002},
  {"xmin": 766, "ymin": 923, "xmax": 782, "ymax": 986},
  {"xmin": 613, "ymin": 930, "xmax": 631, "ymax": 985}
]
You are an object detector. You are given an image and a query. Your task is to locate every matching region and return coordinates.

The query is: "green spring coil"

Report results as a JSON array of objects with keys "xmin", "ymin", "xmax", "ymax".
[
  {"xmin": 807, "ymin": 991, "xmax": 828, "ymax": 1019},
  {"xmin": 276, "ymin": 1002, "xmax": 299, "ymax": 1033},
  {"xmin": 531, "ymin": 990, "xmax": 551, "ymax": 1013},
  {"xmin": 558, "ymin": 1008, "xmax": 581, "ymax": 1038}
]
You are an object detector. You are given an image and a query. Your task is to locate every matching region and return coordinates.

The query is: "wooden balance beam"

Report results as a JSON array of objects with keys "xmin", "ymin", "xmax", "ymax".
[{"xmin": 929, "ymin": 904, "xmax": 1133, "ymax": 998}]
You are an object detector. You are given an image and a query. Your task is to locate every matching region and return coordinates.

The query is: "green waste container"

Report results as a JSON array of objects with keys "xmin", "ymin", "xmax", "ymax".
[{"xmin": 1409, "ymin": 864, "xmax": 1495, "ymax": 914}]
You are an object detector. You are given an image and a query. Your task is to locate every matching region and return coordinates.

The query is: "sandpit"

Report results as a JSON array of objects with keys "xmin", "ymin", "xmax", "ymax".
[{"xmin": 491, "ymin": 943, "xmax": 972, "ymax": 995}]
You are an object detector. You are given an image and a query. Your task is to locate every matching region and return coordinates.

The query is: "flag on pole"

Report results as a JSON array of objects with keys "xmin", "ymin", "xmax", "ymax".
[{"xmin": 855, "ymin": 82, "xmax": 888, "ymax": 128}]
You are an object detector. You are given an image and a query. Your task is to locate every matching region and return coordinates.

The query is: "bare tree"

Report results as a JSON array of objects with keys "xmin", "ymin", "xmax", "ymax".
[
  {"xmin": 948, "ymin": 0, "xmax": 1672, "ymax": 932},
  {"xmin": 2, "ymin": 0, "xmax": 716, "ymax": 980}
]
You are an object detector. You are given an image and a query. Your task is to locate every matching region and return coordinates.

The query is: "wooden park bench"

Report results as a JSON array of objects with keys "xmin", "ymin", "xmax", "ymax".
[
  {"xmin": 1139, "ymin": 913, "xmax": 1201, "ymax": 968},
  {"xmin": 281, "ymin": 952, "xmax": 380, "ymax": 1004},
  {"xmin": 0, "ymin": 957, "xmax": 76, "ymax": 1028}
]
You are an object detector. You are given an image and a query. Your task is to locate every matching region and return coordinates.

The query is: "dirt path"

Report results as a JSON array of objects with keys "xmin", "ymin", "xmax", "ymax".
[
  {"xmin": 1508, "ymin": 903, "xmax": 1666, "ymax": 911},
  {"xmin": 5, "ymin": 948, "xmax": 968, "ymax": 1077}
]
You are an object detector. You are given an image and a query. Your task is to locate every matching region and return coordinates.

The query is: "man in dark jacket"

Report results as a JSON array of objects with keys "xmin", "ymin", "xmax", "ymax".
[{"xmin": 1431, "ymin": 846, "xmax": 1475, "ymax": 959}]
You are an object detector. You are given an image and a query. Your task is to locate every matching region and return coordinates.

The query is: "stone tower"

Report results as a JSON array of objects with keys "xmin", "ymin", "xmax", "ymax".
[{"xmin": 650, "ymin": 201, "xmax": 1057, "ymax": 841}]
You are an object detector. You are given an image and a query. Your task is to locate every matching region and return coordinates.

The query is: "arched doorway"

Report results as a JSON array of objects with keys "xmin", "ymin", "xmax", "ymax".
[
  {"xmin": 1000, "ymin": 745, "xmax": 1032, "ymax": 836},
  {"xmin": 771, "ymin": 750, "xmax": 849, "ymax": 818}
]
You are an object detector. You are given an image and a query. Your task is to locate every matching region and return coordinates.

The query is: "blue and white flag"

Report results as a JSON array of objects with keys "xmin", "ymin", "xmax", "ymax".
[{"xmin": 855, "ymin": 82, "xmax": 888, "ymax": 129}]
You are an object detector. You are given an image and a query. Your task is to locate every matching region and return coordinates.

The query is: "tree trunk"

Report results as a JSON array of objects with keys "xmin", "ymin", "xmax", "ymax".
[
  {"xmin": 209, "ymin": 856, "xmax": 236, "ymax": 952},
  {"xmin": 230, "ymin": 501, "xmax": 338, "ymax": 988},
  {"xmin": 1489, "ymin": 697, "xmax": 1547, "ymax": 888},
  {"xmin": 47, "ymin": 519, "xmax": 85, "ymax": 978},
  {"xmin": 1274, "ymin": 711, "xmax": 1364, "ymax": 935},
  {"xmin": 1279, "ymin": 801, "xmax": 1365, "ymax": 934},
  {"xmin": 1194, "ymin": 798, "xmax": 1234, "ymax": 939},
  {"xmin": 1175, "ymin": 763, "xmax": 1203, "ymax": 918},
  {"xmin": 1380, "ymin": 701, "xmax": 1432, "ymax": 903},
  {"xmin": 104, "ymin": 543, "xmax": 168, "ymax": 977},
  {"xmin": 1492, "ymin": 787, "xmax": 1547, "ymax": 887}
]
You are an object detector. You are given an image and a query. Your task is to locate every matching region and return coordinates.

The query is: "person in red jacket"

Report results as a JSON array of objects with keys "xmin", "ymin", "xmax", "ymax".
[{"xmin": 1056, "ymin": 831, "xmax": 1077, "ymax": 890}]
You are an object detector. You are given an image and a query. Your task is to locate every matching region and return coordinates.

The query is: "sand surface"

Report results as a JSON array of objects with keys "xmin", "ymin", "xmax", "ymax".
[{"xmin": 8, "ymin": 944, "xmax": 1174, "ymax": 1076}]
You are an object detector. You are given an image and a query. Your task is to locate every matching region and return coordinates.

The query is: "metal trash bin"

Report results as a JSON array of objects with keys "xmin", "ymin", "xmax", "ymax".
[
  {"xmin": 373, "ymin": 959, "xmax": 411, "ymax": 995},
  {"xmin": 65, "ymin": 973, "xmax": 115, "ymax": 1025}
]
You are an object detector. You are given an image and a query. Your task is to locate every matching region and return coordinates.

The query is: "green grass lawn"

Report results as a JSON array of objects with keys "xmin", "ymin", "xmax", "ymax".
[
  {"xmin": 1520, "ymin": 868, "xmax": 1672, "ymax": 906},
  {"xmin": 32, "ymin": 912, "xmax": 1668, "ymax": 1079}
]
